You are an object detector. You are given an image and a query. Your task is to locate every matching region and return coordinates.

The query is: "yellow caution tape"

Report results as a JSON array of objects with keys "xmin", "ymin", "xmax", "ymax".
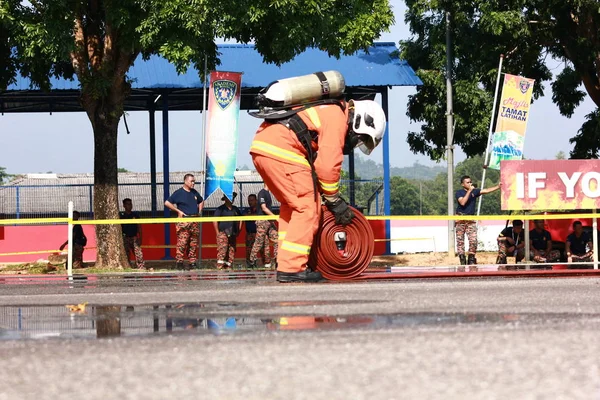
[
  {"xmin": 365, "ymin": 213, "xmax": 599, "ymax": 221},
  {"xmin": 0, "ymin": 212, "xmax": 598, "ymax": 226},
  {"xmin": 374, "ymin": 238, "xmax": 433, "ymax": 242}
]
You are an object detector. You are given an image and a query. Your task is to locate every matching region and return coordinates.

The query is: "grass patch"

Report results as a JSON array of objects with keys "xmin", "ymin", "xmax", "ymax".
[{"xmin": 0, "ymin": 262, "xmax": 57, "ymax": 274}]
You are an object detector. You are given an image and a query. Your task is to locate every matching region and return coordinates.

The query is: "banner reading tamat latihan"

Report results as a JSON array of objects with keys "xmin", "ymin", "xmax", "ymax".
[
  {"xmin": 488, "ymin": 74, "xmax": 535, "ymax": 170},
  {"xmin": 204, "ymin": 71, "xmax": 242, "ymax": 202}
]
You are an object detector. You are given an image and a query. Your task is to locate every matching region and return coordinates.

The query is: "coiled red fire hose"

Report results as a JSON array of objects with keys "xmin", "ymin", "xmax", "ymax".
[{"xmin": 308, "ymin": 206, "xmax": 375, "ymax": 280}]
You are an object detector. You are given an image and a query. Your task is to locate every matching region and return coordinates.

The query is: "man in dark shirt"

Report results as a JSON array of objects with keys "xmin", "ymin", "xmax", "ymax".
[
  {"xmin": 120, "ymin": 198, "xmax": 145, "ymax": 270},
  {"xmin": 165, "ymin": 174, "xmax": 204, "ymax": 270},
  {"xmin": 60, "ymin": 211, "xmax": 87, "ymax": 269},
  {"xmin": 247, "ymin": 184, "xmax": 278, "ymax": 269},
  {"xmin": 496, "ymin": 220, "xmax": 526, "ymax": 264},
  {"xmin": 213, "ymin": 193, "xmax": 242, "ymax": 269},
  {"xmin": 566, "ymin": 220, "xmax": 593, "ymax": 265},
  {"xmin": 530, "ymin": 219, "xmax": 560, "ymax": 263},
  {"xmin": 455, "ymin": 175, "xmax": 501, "ymax": 267}
]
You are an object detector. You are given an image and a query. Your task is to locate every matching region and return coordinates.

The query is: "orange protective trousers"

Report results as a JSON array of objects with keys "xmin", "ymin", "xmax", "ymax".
[{"xmin": 252, "ymin": 155, "xmax": 321, "ymax": 273}]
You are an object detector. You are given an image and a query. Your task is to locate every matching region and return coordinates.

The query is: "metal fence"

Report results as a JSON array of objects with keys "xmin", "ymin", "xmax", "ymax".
[{"xmin": 0, "ymin": 180, "xmax": 385, "ymax": 220}]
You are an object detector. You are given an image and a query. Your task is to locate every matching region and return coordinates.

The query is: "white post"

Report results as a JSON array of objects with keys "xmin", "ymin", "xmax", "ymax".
[
  {"xmin": 593, "ymin": 209, "xmax": 598, "ymax": 270},
  {"xmin": 524, "ymin": 219, "xmax": 530, "ymax": 270},
  {"xmin": 477, "ymin": 54, "xmax": 504, "ymax": 217},
  {"xmin": 197, "ymin": 55, "xmax": 209, "ymax": 269},
  {"xmin": 67, "ymin": 201, "xmax": 74, "ymax": 280}
]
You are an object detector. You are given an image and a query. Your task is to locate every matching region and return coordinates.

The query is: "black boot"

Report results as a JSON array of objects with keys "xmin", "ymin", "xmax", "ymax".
[
  {"xmin": 459, "ymin": 255, "xmax": 467, "ymax": 265},
  {"xmin": 496, "ymin": 254, "xmax": 507, "ymax": 264},
  {"xmin": 467, "ymin": 254, "xmax": 477, "ymax": 265},
  {"xmin": 276, "ymin": 269, "xmax": 324, "ymax": 283}
]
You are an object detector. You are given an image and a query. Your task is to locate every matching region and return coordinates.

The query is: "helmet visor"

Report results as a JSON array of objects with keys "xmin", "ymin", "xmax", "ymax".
[{"xmin": 357, "ymin": 137, "xmax": 375, "ymax": 155}]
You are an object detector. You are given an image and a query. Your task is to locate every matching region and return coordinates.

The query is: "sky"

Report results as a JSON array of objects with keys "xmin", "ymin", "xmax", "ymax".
[{"xmin": 0, "ymin": 0, "xmax": 597, "ymax": 175}]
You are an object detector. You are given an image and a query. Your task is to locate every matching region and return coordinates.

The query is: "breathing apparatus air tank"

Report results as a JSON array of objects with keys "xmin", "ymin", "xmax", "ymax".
[{"xmin": 256, "ymin": 71, "xmax": 346, "ymax": 108}]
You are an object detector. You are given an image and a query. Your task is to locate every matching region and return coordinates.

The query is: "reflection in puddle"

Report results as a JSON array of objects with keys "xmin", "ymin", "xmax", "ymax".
[{"xmin": 0, "ymin": 302, "xmax": 594, "ymax": 341}]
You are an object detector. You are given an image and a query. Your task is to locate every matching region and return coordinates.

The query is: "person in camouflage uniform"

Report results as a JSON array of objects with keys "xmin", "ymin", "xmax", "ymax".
[
  {"xmin": 245, "ymin": 194, "xmax": 270, "ymax": 264},
  {"xmin": 455, "ymin": 175, "xmax": 501, "ymax": 267},
  {"xmin": 120, "ymin": 198, "xmax": 146, "ymax": 269},
  {"xmin": 213, "ymin": 193, "xmax": 242, "ymax": 269},
  {"xmin": 59, "ymin": 211, "xmax": 87, "ymax": 269},
  {"xmin": 566, "ymin": 221, "xmax": 593, "ymax": 265},
  {"xmin": 248, "ymin": 185, "xmax": 278, "ymax": 269},
  {"xmin": 530, "ymin": 220, "xmax": 561, "ymax": 263},
  {"xmin": 165, "ymin": 174, "xmax": 204, "ymax": 270},
  {"xmin": 496, "ymin": 220, "xmax": 525, "ymax": 264}
]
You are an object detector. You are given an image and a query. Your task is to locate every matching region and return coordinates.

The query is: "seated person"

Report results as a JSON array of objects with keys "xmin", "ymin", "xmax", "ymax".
[
  {"xmin": 530, "ymin": 219, "xmax": 561, "ymax": 263},
  {"xmin": 496, "ymin": 220, "xmax": 525, "ymax": 264},
  {"xmin": 566, "ymin": 221, "xmax": 593, "ymax": 264}
]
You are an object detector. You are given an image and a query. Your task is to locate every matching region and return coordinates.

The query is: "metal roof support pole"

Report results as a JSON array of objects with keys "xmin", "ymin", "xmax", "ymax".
[
  {"xmin": 446, "ymin": 11, "xmax": 456, "ymax": 260},
  {"xmin": 162, "ymin": 94, "xmax": 172, "ymax": 260},
  {"xmin": 149, "ymin": 103, "xmax": 157, "ymax": 217},
  {"xmin": 349, "ymin": 149, "xmax": 356, "ymax": 207},
  {"xmin": 381, "ymin": 87, "xmax": 392, "ymax": 255}
]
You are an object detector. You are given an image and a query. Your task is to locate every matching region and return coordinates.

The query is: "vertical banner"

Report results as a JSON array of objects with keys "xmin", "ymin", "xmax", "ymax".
[
  {"xmin": 204, "ymin": 71, "xmax": 242, "ymax": 201},
  {"xmin": 488, "ymin": 74, "xmax": 535, "ymax": 170}
]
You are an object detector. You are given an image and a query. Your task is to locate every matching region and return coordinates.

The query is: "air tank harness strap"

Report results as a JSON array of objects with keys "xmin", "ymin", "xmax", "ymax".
[{"xmin": 278, "ymin": 114, "xmax": 319, "ymax": 202}]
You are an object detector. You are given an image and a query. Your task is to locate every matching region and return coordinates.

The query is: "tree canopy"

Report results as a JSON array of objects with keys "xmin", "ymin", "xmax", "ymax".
[
  {"xmin": 0, "ymin": 167, "xmax": 11, "ymax": 185},
  {"xmin": 401, "ymin": 0, "xmax": 600, "ymax": 160}
]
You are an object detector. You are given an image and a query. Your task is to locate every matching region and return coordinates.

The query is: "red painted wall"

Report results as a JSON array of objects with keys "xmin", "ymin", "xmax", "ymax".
[{"xmin": 0, "ymin": 220, "xmax": 388, "ymax": 263}]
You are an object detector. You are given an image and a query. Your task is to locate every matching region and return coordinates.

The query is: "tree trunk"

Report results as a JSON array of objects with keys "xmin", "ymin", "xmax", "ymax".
[
  {"xmin": 91, "ymin": 111, "xmax": 129, "ymax": 269},
  {"xmin": 96, "ymin": 306, "xmax": 122, "ymax": 338}
]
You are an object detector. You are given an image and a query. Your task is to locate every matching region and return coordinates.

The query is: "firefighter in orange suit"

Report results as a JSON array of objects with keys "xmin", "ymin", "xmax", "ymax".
[{"xmin": 250, "ymin": 100, "xmax": 386, "ymax": 283}]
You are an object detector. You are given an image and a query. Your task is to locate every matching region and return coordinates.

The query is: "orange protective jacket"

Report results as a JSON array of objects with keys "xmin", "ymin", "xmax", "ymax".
[{"xmin": 249, "ymin": 103, "xmax": 348, "ymax": 197}]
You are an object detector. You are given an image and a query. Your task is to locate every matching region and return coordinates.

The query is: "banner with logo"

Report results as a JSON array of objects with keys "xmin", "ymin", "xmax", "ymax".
[
  {"xmin": 488, "ymin": 74, "xmax": 535, "ymax": 170},
  {"xmin": 501, "ymin": 160, "xmax": 600, "ymax": 210},
  {"xmin": 204, "ymin": 71, "xmax": 242, "ymax": 202}
]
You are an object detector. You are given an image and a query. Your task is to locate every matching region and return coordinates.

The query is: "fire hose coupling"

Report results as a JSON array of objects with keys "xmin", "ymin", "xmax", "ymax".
[{"xmin": 334, "ymin": 231, "xmax": 347, "ymax": 257}]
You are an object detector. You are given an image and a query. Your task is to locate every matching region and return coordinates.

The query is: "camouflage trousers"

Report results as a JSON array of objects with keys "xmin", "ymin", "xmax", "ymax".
[
  {"xmin": 246, "ymin": 233, "xmax": 270, "ymax": 264},
  {"xmin": 175, "ymin": 222, "xmax": 199, "ymax": 263},
  {"xmin": 123, "ymin": 236, "xmax": 145, "ymax": 269},
  {"xmin": 531, "ymin": 249, "xmax": 561, "ymax": 263},
  {"xmin": 497, "ymin": 239, "xmax": 525, "ymax": 263},
  {"xmin": 249, "ymin": 220, "xmax": 277, "ymax": 264},
  {"xmin": 73, "ymin": 244, "xmax": 84, "ymax": 269},
  {"xmin": 570, "ymin": 251, "xmax": 593, "ymax": 263},
  {"xmin": 455, "ymin": 220, "xmax": 477, "ymax": 255},
  {"xmin": 216, "ymin": 231, "xmax": 237, "ymax": 267}
]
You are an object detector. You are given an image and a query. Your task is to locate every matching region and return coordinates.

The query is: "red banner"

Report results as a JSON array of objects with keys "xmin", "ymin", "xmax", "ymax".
[{"xmin": 501, "ymin": 160, "xmax": 600, "ymax": 210}]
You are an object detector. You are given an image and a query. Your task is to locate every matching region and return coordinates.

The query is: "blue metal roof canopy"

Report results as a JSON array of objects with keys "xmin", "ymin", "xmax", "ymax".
[
  {"xmin": 1, "ymin": 42, "xmax": 422, "ymax": 256},
  {"xmin": 5, "ymin": 42, "xmax": 421, "ymax": 92}
]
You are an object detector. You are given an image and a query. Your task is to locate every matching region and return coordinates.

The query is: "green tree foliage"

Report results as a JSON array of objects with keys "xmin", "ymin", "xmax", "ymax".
[
  {"xmin": 1, "ymin": 0, "xmax": 393, "ymax": 267},
  {"xmin": 390, "ymin": 176, "xmax": 432, "ymax": 215},
  {"xmin": 388, "ymin": 155, "xmax": 504, "ymax": 216},
  {"xmin": 0, "ymin": 166, "xmax": 11, "ymax": 185},
  {"xmin": 401, "ymin": 0, "xmax": 600, "ymax": 160}
]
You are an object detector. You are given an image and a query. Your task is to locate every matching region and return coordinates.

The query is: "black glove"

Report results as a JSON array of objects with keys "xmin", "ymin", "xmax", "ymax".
[{"xmin": 325, "ymin": 197, "xmax": 355, "ymax": 226}]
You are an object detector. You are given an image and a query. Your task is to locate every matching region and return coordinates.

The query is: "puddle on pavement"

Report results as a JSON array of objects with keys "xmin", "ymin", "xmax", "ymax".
[{"xmin": 1, "ymin": 302, "xmax": 597, "ymax": 341}]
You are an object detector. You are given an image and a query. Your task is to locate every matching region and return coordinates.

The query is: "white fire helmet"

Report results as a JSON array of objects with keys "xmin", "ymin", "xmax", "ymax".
[{"xmin": 349, "ymin": 100, "xmax": 386, "ymax": 155}]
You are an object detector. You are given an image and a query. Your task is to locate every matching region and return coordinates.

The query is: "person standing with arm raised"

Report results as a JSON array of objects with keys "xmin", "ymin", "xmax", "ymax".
[{"xmin": 455, "ymin": 175, "xmax": 501, "ymax": 267}]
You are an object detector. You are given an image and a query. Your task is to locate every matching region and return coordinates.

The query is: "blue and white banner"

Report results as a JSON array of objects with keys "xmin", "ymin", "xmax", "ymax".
[{"xmin": 204, "ymin": 71, "xmax": 242, "ymax": 201}]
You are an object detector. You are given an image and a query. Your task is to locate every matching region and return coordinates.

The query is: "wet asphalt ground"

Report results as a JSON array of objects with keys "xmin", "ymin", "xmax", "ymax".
[{"xmin": 1, "ymin": 275, "xmax": 600, "ymax": 399}]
